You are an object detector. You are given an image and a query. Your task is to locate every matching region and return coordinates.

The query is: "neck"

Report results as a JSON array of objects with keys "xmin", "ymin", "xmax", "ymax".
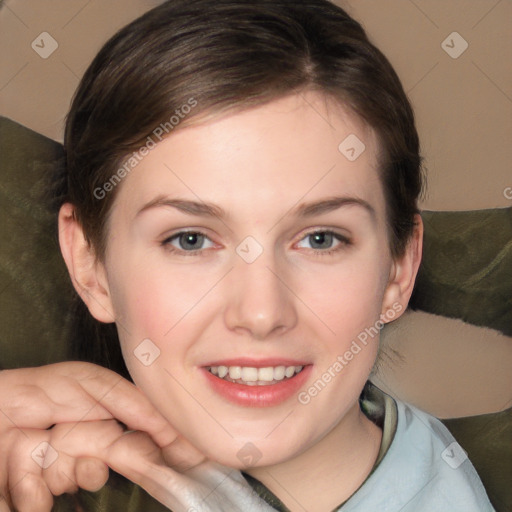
[{"xmin": 246, "ymin": 403, "xmax": 382, "ymax": 512}]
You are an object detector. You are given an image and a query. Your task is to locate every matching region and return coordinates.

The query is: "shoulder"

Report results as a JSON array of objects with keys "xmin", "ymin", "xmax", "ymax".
[{"xmin": 342, "ymin": 388, "xmax": 495, "ymax": 511}]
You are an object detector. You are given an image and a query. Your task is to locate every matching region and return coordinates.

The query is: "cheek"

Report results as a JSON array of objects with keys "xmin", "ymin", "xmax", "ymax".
[
  {"xmin": 294, "ymin": 250, "xmax": 390, "ymax": 402},
  {"xmin": 109, "ymin": 257, "xmax": 209, "ymax": 340},
  {"xmin": 299, "ymin": 256, "xmax": 388, "ymax": 335},
  {"xmin": 107, "ymin": 256, "xmax": 222, "ymax": 391},
  {"xmin": 292, "ymin": 261, "xmax": 387, "ymax": 432}
]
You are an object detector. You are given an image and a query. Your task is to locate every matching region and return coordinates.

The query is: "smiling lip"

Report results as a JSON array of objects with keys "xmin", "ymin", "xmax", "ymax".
[
  {"xmin": 201, "ymin": 359, "xmax": 312, "ymax": 407},
  {"xmin": 203, "ymin": 358, "xmax": 310, "ymax": 368}
]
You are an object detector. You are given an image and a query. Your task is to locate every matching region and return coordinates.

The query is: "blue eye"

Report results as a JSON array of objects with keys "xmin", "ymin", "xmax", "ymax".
[
  {"xmin": 296, "ymin": 231, "xmax": 349, "ymax": 252},
  {"xmin": 164, "ymin": 231, "xmax": 214, "ymax": 252}
]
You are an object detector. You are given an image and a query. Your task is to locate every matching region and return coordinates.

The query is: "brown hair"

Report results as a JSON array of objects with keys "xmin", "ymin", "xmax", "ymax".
[{"xmin": 56, "ymin": 0, "xmax": 423, "ymax": 372}]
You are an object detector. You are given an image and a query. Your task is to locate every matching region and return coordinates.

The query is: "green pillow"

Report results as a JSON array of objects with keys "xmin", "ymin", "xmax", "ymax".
[
  {"xmin": 411, "ymin": 208, "xmax": 512, "ymax": 336},
  {"xmin": 0, "ymin": 116, "xmax": 73, "ymax": 369},
  {"xmin": 1, "ymin": 115, "xmax": 510, "ymax": 511}
]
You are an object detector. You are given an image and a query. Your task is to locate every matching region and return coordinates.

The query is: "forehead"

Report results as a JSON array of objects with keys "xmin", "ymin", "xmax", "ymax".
[{"xmin": 112, "ymin": 92, "xmax": 384, "ymax": 220}]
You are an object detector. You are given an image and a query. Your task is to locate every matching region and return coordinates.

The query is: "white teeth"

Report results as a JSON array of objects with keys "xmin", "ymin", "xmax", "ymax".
[
  {"xmin": 241, "ymin": 367, "xmax": 259, "ymax": 382},
  {"xmin": 208, "ymin": 364, "xmax": 303, "ymax": 384},
  {"xmin": 228, "ymin": 366, "xmax": 242, "ymax": 380},
  {"xmin": 273, "ymin": 366, "xmax": 286, "ymax": 380},
  {"xmin": 258, "ymin": 367, "xmax": 275, "ymax": 382},
  {"xmin": 285, "ymin": 366, "xmax": 296, "ymax": 378}
]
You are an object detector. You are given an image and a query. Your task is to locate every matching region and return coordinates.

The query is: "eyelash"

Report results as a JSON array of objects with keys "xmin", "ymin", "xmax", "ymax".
[{"xmin": 161, "ymin": 229, "xmax": 351, "ymax": 257}]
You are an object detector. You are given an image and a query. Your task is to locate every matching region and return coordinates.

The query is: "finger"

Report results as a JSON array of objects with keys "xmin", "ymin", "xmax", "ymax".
[
  {"xmin": 9, "ymin": 473, "xmax": 54, "ymax": 512},
  {"xmin": 42, "ymin": 451, "xmax": 79, "ymax": 497},
  {"xmin": 1, "ymin": 365, "xmax": 113, "ymax": 428},
  {"xmin": 162, "ymin": 437, "xmax": 207, "ymax": 472},
  {"xmin": 54, "ymin": 362, "xmax": 180, "ymax": 448},
  {"xmin": 0, "ymin": 493, "xmax": 12, "ymax": 512},
  {"xmin": 75, "ymin": 457, "xmax": 109, "ymax": 492},
  {"xmin": 8, "ymin": 435, "xmax": 54, "ymax": 512},
  {"xmin": 106, "ymin": 433, "xmax": 262, "ymax": 512},
  {"xmin": 43, "ymin": 423, "xmax": 115, "ymax": 496},
  {"xmin": 105, "ymin": 431, "xmax": 192, "ymax": 510},
  {"xmin": 106, "ymin": 435, "xmax": 252, "ymax": 512},
  {"xmin": 3, "ymin": 362, "xmax": 177, "ymax": 449}
]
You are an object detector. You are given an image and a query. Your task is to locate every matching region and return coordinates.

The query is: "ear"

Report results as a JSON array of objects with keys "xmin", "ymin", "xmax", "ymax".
[
  {"xmin": 58, "ymin": 203, "xmax": 115, "ymax": 323},
  {"xmin": 381, "ymin": 214, "xmax": 423, "ymax": 322}
]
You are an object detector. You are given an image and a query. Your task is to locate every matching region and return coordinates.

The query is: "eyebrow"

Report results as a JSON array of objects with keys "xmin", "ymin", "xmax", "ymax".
[
  {"xmin": 294, "ymin": 196, "xmax": 375, "ymax": 219},
  {"xmin": 136, "ymin": 195, "xmax": 375, "ymax": 220},
  {"xmin": 136, "ymin": 197, "xmax": 224, "ymax": 218}
]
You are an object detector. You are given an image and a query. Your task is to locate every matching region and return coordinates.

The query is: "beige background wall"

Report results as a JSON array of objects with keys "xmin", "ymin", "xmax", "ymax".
[
  {"xmin": 0, "ymin": 1, "xmax": 511, "ymax": 417},
  {"xmin": 1, "ymin": 0, "xmax": 511, "ymax": 211}
]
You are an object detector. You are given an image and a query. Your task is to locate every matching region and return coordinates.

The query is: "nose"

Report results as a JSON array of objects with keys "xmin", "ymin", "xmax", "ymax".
[{"xmin": 224, "ymin": 254, "xmax": 298, "ymax": 340}]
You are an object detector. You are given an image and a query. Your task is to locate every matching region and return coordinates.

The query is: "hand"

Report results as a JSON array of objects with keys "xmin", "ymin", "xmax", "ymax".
[
  {"xmin": 0, "ymin": 420, "xmax": 123, "ymax": 512},
  {"xmin": 104, "ymin": 431, "xmax": 278, "ymax": 512},
  {"xmin": 0, "ymin": 362, "xmax": 202, "ymax": 511}
]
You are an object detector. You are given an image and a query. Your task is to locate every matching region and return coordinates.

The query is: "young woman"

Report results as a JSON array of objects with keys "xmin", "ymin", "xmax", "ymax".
[{"xmin": 0, "ymin": 1, "xmax": 495, "ymax": 510}]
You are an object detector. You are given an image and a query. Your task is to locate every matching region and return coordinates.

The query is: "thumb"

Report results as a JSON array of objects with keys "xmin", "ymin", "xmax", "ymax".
[
  {"xmin": 105, "ymin": 431, "xmax": 193, "ymax": 510},
  {"xmin": 161, "ymin": 436, "xmax": 207, "ymax": 473},
  {"xmin": 75, "ymin": 457, "xmax": 110, "ymax": 492}
]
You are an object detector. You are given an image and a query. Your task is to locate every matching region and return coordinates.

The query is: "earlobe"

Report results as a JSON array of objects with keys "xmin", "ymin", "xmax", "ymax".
[
  {"xmin": 58, "ymin": 203, "xmax": 116, "ymax": 323},
  {"xmin": 381, "ymin": 215, "xmax": 423, "ymax": 321}
]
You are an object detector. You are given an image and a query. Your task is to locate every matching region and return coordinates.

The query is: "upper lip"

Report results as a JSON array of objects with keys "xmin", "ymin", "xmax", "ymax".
[{"xmin": 202, "ymin": 358, "xmax": 310, "ymax": 368}]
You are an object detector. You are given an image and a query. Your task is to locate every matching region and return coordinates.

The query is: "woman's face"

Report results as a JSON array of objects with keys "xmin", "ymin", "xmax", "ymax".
[{"xmin": 100, "ymin": 92, "xmax": 399, "ymax": 468}]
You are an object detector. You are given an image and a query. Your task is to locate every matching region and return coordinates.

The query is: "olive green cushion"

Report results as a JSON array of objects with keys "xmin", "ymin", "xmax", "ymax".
[
  {"xmin": 0, "ymin": 117, "xmax": 74, "ymax": 369},
  {"xmin": 411, "ymin": 208, "xmax": 512, "ymax": 336},
  {"xmin": 1, "ymin": 116, "xmax": 511, "ymax": 511}
]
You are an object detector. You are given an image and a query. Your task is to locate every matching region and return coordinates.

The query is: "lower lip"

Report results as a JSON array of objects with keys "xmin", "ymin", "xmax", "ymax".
[{"xmin": 202, "ymin": 366, "xmax": 312, "ymax": 407}]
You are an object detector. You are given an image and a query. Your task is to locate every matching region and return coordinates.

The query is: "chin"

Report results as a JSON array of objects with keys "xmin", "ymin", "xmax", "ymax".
[{"xmin": 194, "ymin": 434, "xmax": 301, "ymax": 471}]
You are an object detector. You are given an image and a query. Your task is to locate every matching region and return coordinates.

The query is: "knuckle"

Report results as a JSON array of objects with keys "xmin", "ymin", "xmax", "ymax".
[
  {"xmin": 76, "ymin": 458, "xmax": 109, "ymax": 491},
  {"xmin": 46, "ymin": 469, "xmax": 78, "ymax": 497},
  {"xmin": 51, "ymin": 361, "xmax": 104, "ymax": 383},
  {"xmin": 2, "ymin": 428, "xmax": 29, "ymax": 462},
  {"xmin": 12, "ymin": 473, "xmax": 49, "ymax": 502},
  {"xmin": 2, "ymin": 427, "xmax": 19, "ymax": 446}
]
